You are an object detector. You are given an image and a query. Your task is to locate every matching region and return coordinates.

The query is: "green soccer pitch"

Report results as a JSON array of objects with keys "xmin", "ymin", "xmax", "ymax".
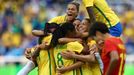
[{"xmin": 0, "ymin": 63, "xmax": 134, "ymax": 75}]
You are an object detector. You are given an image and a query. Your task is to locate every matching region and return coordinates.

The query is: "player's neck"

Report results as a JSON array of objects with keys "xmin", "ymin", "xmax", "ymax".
[{"xmin": 104, "ymin": 33, "xmax": 112, "ymax": 40}]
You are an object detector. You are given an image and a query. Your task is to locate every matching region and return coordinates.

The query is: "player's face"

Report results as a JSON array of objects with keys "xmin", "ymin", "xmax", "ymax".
[
  {"xmin": 73, "ymin": 19, "xmax": 81, "ymax": 30},
  {"xmin": 66, "ymin": 4, "xmax": 78, "ymax": 22},
  {"xmin": 78, "ymin": 19, "xmax": 89, "ymax": 32},
  {"xmin": 97, "ymin": 39, "xmax": 104, "ymax": 50},
  {"xmin": 94, "ymin": 31, "xmax": 105, "ymax": 41}
]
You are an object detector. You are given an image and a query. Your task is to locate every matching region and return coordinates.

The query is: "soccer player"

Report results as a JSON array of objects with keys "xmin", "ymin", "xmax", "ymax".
[
  {"xmin": 22, "ymin": 1, "xmax": 80, "ymax": 75},
  {"xmin": 59, "ymin": 19, "xmax": 102, "ymax": 75},
  {"xmin": 34, "ymin": 23, "xmax": 60, "ymax": 75},
  {"xmin": 49, "ymin": 22, "xmax": 84, "ymax": 75},
  {"xmin": 18, "ymin": 23, "xmax": 59, "ymax": 75},
  {"xmin": 89, "ymin": 22, "xmax": 126, "ymax": 75},
  {"xmin": 49, "ymin": 2, "xmax": 80, "ymax": 24},
  {"xmin": 82, "ymin": 0, "xmax": 123, "ymax": 37}
]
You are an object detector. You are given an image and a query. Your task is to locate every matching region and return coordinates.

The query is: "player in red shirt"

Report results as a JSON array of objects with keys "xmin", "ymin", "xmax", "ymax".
[{"xmin": 89, "ymin": 22, "xmax": 126, "ymax": 75}]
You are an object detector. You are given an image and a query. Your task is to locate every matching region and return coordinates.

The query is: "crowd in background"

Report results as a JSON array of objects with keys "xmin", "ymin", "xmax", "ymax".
[{"xmin": 0, "ymin": 0, "xmax": 134, "ymax": 57}]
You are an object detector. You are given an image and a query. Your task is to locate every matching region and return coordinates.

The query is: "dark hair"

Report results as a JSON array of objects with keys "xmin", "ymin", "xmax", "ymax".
[
  {"xmin": 84, "ymin": 18, "xmax": 91, "ymax": 24},
  {"xmin": 69, "ymin": 2, "xmax": 80, "ymax": 12},
  {"xmin": 38, "ymin": 23, "xmax": 60, "ymax": 44},
  {"xmin": 49, "ymin": 22, "xmax": 75, "ymax": 48},
  {"xmin": 44, "ymin": 22, "xmax": 60, "ymax": 33},
  {"xmin": 89, "ymin": 22, "xmax": 109, "ymax": 37},
  {"xmin": 75, "ymin": 18, "xmax": 81, "ymax": 21}
]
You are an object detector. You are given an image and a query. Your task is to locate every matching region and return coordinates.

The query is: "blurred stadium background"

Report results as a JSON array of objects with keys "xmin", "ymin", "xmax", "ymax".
[{"xmin": 0, "ymin": 0, "xmax": 134, "ymax": 75}]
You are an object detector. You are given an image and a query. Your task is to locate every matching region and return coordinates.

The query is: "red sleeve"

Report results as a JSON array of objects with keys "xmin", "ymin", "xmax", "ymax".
[{"xmin": 104, "ymin": 39, "xmax": 117, "ymax": 54}]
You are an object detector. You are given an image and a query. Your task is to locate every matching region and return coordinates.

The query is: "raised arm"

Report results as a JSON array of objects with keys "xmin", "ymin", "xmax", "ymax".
[
  {"xmin": 86, "ymin": 7, "xmax": 96, "ymax": 24},
  {"xmin": 82, "ymin": 0, "xmax": 96, "ymax": 24}
]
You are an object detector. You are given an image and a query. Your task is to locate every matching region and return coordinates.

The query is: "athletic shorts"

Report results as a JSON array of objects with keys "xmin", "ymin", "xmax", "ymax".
[{"xmin": 109, "ymin": 22, "xmax": 123, "ymax": 37}]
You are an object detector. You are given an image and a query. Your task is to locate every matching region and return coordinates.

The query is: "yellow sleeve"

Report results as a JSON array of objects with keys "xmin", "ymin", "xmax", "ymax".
[
  {"xmin": 48, "ymin": 16, "xmax": 59, "ymax": 23},
  {"xmin": 88, "ymin": 40, "xmax": 96, "ymax": 47},
  {"xmin": 82, "ymin": 0, "xmax": 94, "ymax": 7},
  {"xmin": 67, "ymin": 41, "xmax": 83, "ymax": 53},
  {"xmin": 42, "ymin": 34, "xmax": 52, "ymax": 45},
  {"xmin": 48, "ymin": 15, "xmax": 66, "ymax": 24}
]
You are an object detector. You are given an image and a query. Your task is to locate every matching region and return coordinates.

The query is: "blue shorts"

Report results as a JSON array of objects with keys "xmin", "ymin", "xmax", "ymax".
[{"xmin": 109, "ymin": 22, "xmax": 123, "ymax": 37}]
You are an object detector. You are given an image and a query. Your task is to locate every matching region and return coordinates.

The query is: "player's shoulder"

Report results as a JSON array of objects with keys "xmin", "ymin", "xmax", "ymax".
[
  {"xmin": 67, "ymin": 41, "xmax": 83, "ymax": 50},
  {"xmin": 49, "ymin": 15, "xmax": 66, "ymax": 23},
  {"xmin": 52, "ymin": 15, "xmax": 66, "ymax": 19},
  {"xmin": 105, "ymin": 37, "xmax": 121, "ymax": 44}
]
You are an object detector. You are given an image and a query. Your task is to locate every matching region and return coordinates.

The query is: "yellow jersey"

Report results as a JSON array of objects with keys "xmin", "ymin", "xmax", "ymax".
[
  {"xmin": 49, "ymin": 15, "xmax": 67, "ymax": 24},
  {"xmin": 77, "ymin": 62, "xmax": 92, "ymax": 75},
  {"xmin": 36, "ymin": 34, "xmax": 56, "ymax": 75},
  {"xmin": 86, "ymin": 40, "xmax": 102, "ymax": 75},
  {"xmin": 77, "ymin": 40, "xmax": 101, "ymax": 75},
  {"xmin": 82, "ymin": 0, "xmax": 120, "ymax": 28},
  {"xmin": 54, "ymin": 41, "xmax": 83, "ymax": 75}
]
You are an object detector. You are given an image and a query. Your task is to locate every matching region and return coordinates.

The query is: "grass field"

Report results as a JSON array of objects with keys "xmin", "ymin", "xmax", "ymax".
[{"xmin": 0, "ymin": 63, "xmax": 134, "ymax": 75}]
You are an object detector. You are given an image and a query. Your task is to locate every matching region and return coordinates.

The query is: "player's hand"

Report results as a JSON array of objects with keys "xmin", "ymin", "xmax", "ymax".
[
  {"xmin": 89, "ymin": 44, "xmax": 98, "ymax": 54},
  {"xmin": 97, "ymin": 40, "xmax": 104, "ymax": 50},
  {"xmin": 61, "ymin": 50, "xmax": 75, "ymax": 59},
  {"xmin": 38, "ymin": 42, "xmax": 49, "ymax": 49},
  {"xmin": 57, "ymin": 72, "xmax": 62, "ymax": 75},
  {"xmin": 25, "ymin": 48, "xmax": 32, "ymax": 59},
  {"xmin": 57, "ymin": 66, "xmax": 66, "ymax": 74}
]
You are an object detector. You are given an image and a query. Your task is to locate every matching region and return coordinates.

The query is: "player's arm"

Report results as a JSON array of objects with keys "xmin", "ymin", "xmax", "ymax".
[
  {"xmin": 58, "ymin": 33, "xmax": 88, "ymax": 44},
  {"xmin": 57, "ymin": 61, "xmax": 84, "ymax": 74},
  {"xmin": 86, "ymin": 7, "xmax": 96, "ymax": 24},
  {"xmin": 83, "ymin": 0, "xmax": 96, "ymax": 24},
  {"xmin": 17, "ymin": 61, "xmax": 36, "ymax": 75},
  {"xmin": 73, "ymin": 54, "xmax": 96, "ymax": 63},
  {"xmin": 32, "ymin": 30, "xmax": 50, "ymax": 37},
  {"xmin": 58, "ymin": 38, "xmax": 82, "ymax": 44},
  {"xmin": 61, "ymin": 51, "xmax": 96, "ymax": 63},
  {"xmin": 32, "ymin": 30, "xmax": 44, "ymax": 36},
  {"xmin": 105, "ymin": 50, "xmax": 119, "ymax": 75}
]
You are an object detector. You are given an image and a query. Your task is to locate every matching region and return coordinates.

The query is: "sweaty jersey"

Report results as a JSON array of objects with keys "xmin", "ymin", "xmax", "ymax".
[
  {"xmin": 82, "ymin": 0, "xmax": 120, "ymax": 28},
  {"xmin": 54, "ymin": 41, "xmax": 83, "ymax": 75},
  {"xmin": 102, "ymin": 37, "xmax": 126, "ymax": 75},
  {"xmin": 36, "ymin": 34, "xmax": 56, "ymax": 75}
]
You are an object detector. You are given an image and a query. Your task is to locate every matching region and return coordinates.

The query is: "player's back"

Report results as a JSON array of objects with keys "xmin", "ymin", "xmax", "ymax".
[
  {"xmin": 53, "ymin": 41, "xmax": 83, "ymax": 75},
  {"xmin": 37, "ymin": 34, "xmax": 56, "ymax": 75},
  {"xmin": 102, "ymin": 37, "xmax": 126, "ymax": 75}
]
